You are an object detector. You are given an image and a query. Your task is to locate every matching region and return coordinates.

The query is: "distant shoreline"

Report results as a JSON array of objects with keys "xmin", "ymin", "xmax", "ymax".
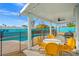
[{"xmin": 0, "ymin": 27, "xmax": 27, "ymax": 29}]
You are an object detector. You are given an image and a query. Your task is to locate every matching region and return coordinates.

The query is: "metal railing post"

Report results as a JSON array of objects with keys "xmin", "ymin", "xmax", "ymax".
[
  {"xmin": 0, "ymin": 31, "xmax": 3, "ymax": 56},
  {"xmin": 19, "ymin": 32, "xmax": 21, "ymax": 55}
]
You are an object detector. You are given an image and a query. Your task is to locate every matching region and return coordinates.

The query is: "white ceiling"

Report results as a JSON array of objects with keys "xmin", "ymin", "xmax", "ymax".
[{"xmin": 20, "ymin": 3, "xmax": 77, "ymax": 23}]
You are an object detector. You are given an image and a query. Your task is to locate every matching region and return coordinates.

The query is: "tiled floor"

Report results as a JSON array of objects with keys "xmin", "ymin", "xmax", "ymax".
[
  {"xmin": 23, "ymin": 46, "xmax": 79, "ymax": 56},
  {"xmin": 1, "ymin": 44, "xmax": 79, "ymax": 56},
  {"xmin": 1, "ymin": 50, "xmax": 79, "ymax": 56},
  {"xmin": 2, "ymin": 51, "xmax": 26, "ymax": 56}
]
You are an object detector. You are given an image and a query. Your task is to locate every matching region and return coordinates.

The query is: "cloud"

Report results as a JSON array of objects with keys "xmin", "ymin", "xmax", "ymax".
[
  {"xmin": 0, "ymin": 3, "xmax": 26, "ymax": 15},
  {"xmin": 0, "ymin": 9, "xmax": 18, "ymax": 16},
  {"xmin": 0, "ymin": 9, "xmax": 9, "ymax": 13},
  {"xmin": 0, "ymin": 3, "xmax": 26, "ymax": 16},
  {"xmin": 14, "ymin": 3, "xmax": 26, "ymax": 7}
]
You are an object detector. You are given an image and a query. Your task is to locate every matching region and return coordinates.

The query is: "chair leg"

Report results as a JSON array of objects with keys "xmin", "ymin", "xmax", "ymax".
[
  {"xmin": 59, "ymin": 51, "xmax": 63, "ymax": 56},
  {"xmin": 62, "ymin": 51, "xmax": 74, "ymax": 56}
]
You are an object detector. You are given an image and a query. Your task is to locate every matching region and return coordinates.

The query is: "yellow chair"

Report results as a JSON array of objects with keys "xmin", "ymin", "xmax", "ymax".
[
  {"xmin": 59, "ymin": 45, "xmax": 73, "ymax": 55},
  {"xmin": 66, "ymin": 37, "xmax": 76, "ymax": 49},
  {"xmin": 59, "ymin": 37, "xmax": 76, "ymax": 55},
  {"xmin": 45, "ymin": 43, "xmax": 59, "ymax": 56},
  {"xmin": 35, "ymin": 37, "xmax": 46, "ymax": 49},
  {"xmin": 35, "ymin": 37, "xmax": 42, "ymax": 45},
  {"xmin": 48, "ymin": 34, "xmax": 55, "ymax": 39}
]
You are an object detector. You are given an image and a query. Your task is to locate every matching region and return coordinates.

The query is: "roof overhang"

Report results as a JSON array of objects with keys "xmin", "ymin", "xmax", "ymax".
[{"xmin": 20, "ymin": 3, "xmax": 78, "ymax": 23}]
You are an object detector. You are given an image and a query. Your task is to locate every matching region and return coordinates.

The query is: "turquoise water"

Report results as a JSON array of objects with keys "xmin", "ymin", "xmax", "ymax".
[
  {"xmin": 0, "ymin": 29, "xmax": 44, "ymax": 41},
  {"xmin": 0, "ymin": 27, "xmax": 75, "ymax": 41},
  {"xmin": 58, "ymin": 27, "xmax": 75, "ymax": 32}
]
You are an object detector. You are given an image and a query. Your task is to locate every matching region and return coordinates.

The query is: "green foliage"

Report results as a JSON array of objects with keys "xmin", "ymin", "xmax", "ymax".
[
  {"xmin": 67, "ymin": 23, "xmax": 75, "ymax": 27},
  {"xmin": 36, "ymin": 24, "xmax": 49, "ymax": 29}
]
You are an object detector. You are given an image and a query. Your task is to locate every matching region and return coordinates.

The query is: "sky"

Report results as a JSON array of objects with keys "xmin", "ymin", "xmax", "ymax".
[
  {"xmin": 0, "ymin": 3, "xmax": 29, "ymax": 26},
  {"xmin": 0, "ymin": 3, "xmax": 61, "ymax": 27},
  {"xmin": 0, "ymin": 3, "xmax": 51, "ymax": 27}
]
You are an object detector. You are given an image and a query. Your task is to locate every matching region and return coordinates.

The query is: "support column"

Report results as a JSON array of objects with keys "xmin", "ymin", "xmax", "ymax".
[
  {"xmin": 57, "ymin": 23, "xmax": 59, "ymax": 34},
  {"xmin": 49, "ymin": 23, "xmax": 52, "ymax": 34},
  {"xmin": 76, "ymin": 5, "xmax": 79, "ymax": 50},
  {"xmin": 28, "ymin": 15, "xmax": 32, "ymax": 49}
]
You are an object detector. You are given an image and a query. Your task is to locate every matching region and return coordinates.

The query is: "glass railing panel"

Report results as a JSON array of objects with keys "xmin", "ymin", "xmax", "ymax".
[{"xmin": 2, "ymin": 32, "xmax": 20, "ymax": 56}]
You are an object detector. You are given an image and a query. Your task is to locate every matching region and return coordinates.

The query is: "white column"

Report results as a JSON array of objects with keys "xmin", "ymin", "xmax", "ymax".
[
  {"xmin": 57, "ymin": 23, "xmax": 59, "ymax": 34},
  {"xmin": 49, "ymin": 22, "xmax": 52, "ymax": 34},
  {"xmin": 75, "ymin": 5, "xmax": 79, "ymax": 50},
  {"xmin": 28, "ymin": 16, "xmax": 32, "ymax": 49}
]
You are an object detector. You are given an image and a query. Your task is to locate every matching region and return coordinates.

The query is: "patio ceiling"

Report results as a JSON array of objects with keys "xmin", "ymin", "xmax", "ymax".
[{"xmin": 20, "ymin": 3, "xmax": 77, "ymax": 23}]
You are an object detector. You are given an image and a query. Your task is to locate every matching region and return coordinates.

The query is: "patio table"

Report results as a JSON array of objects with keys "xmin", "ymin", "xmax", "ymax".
[{"xmin": 43, "ymin": 39, "xmax": 64, "ymax": 45}]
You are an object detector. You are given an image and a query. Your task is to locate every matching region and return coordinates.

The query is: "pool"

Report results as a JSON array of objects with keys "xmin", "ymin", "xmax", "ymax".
[
  {"xmin": 0, "ymin": 29, "xmax": 45, "ymax": 41},
  {"xmin": 0, "ymin": 27, "xmax": 75, "ymax": 41}
]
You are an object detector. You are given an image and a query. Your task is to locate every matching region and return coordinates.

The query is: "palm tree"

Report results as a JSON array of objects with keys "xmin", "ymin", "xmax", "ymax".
[
  {"xmin": 22, "ymin": 25, "xmax": 27, "ymax": 28},
  {"xmin": 2, "ymin": 24, "xmax": 7, "ymax": 27}
]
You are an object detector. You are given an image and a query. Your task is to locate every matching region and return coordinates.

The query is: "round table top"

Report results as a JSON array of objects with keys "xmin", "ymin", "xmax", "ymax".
[{"xmin": 43, "ymin": 38, "xmax": 64, "ymax": 44}]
